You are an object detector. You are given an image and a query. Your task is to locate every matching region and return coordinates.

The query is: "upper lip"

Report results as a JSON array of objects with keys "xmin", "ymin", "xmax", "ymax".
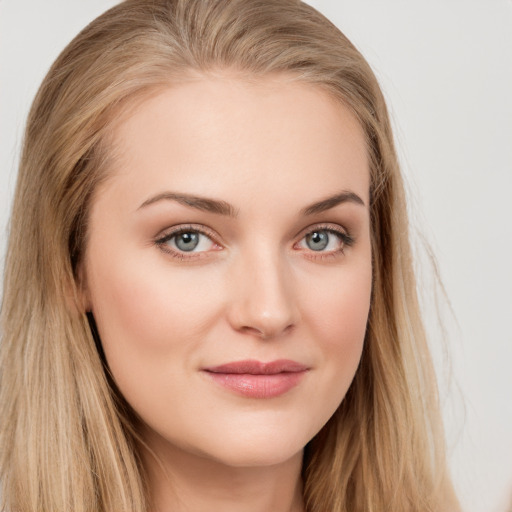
[{"xmin": 203, "ymin": 359, "xmax": 309, "ymax": 375}]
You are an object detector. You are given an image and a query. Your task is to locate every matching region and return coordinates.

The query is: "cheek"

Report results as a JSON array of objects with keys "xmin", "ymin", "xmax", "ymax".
[
  {"xmin": 300, "ymin": 260, "xmax": 372, "ymax": 397},
  {"xmin": 85, "ymin": 252, "xmax": 224, "ymax": 374},
  {"xmin": 85, "ymin": 254, "xmax": 231, "ymax": 430},
  {"xmin": 322, "ymin": 279, "xmax": 370, "ymax": 349},
  {"xmin": 304, "ymin": 259, "xmax": 371, "ymax": 342}
]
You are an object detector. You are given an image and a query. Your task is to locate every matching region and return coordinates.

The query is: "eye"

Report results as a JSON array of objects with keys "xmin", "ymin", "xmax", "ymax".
[
  {"xmin": 304, "ymin": 230, "xmax": 332, "ymax": 251},
  {"xmin": 295, "ymin": 226, "xmax": 353, "ymax": 256},
  {"xmin": 172, "ymin": 231, "xmax": 204, "ymax": 252},
  {"xmin": 155, "ymin": 226, "xmax": 221, "ymax": 258}
]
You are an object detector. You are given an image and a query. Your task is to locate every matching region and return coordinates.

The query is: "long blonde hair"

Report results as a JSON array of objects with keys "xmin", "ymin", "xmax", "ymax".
[{"xmin": 0, "ymin": 1, "xmax": 456, "ymax": 510}]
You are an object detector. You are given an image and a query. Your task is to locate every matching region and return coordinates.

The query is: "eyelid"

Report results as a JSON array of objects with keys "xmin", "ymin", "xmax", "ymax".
[
  {"xmin": 294, "ymin": 222, "xmax": 351, "ymax": 241},
  {"xmin": 153, "ymin": 222, "xmax": 354, "ymax": 261},
  {"xmin": 293, "ymin": 223, "xmax": 354, "ymax": 256},
  {"xmin": 154, "ymin": 224, "xmax": 223, "ymax": 259},
  {"xmin": 155, "ymin": 223, "xmax": 219, "ymax": 243}
]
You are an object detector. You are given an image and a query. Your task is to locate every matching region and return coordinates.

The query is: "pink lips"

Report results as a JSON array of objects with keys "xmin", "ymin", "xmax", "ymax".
[{"xmin": 202, "ymin": 359, "xmax": 309, "ymax": 398}]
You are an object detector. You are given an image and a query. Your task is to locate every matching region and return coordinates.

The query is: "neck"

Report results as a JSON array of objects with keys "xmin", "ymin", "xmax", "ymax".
[{"xmin": 141, "ymin": 430, "xmax": 305, "ymax": 512}]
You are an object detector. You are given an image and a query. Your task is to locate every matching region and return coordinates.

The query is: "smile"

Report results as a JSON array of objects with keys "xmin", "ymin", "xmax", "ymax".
[{"xmin": 202, "ymin": 359, "xmax": 310, "ymax": 398}]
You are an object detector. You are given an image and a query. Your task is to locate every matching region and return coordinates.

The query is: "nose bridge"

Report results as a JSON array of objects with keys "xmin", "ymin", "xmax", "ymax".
[{"xmin": 228, "ymin": 243, "xmax": 298, "ymax": 338}]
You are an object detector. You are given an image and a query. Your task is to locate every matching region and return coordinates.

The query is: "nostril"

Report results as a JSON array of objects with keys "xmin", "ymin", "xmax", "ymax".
[
  {"xmin": 240, "ymin": 325, "xmax": 265, "ymax": 337},
  {"xmin": 239, "ymin": 322, "xmax": 295, "ymax": 340},
  {"xmin": 225, "ymin": 263, "xmax": 300, "ymax": 339}
]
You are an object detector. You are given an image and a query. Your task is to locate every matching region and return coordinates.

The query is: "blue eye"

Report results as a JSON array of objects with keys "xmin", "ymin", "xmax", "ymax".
[
  {"xmin": 297, "ymin": 227, "xmax": 352, "ymax": 254},
  {"xmin": 305, "ymin": 230, "xmax": 330, "ymax": 251},
  {"xmin": 174, "ymin": 232, "xmax": 200, "ymax": 252},
  {"xmin": 157, "ymin": 228, "xmax": 218, "ymax": 255}
]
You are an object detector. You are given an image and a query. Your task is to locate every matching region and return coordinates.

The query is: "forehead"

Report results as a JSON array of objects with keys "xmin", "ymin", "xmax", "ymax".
[{"xmin": 101, "ymin": 73, "xmax": 370, "ymax": 212}]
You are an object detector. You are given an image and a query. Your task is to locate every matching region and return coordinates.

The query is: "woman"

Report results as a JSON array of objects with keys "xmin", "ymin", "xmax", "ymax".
[{"xmin": 0, "ymin": 0, "xmax": 460, "ymax": 510}]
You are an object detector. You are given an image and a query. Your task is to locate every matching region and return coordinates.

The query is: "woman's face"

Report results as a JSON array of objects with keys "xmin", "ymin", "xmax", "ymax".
[{"xmin": 83, "ymin": 74, "xmax": 372, "ymax": 468}]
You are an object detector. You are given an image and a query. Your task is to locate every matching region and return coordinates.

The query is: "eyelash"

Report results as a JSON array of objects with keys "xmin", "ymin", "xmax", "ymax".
[
  {"xmin": 154, "ymin": 223, "xmax": 354, "ymax": 261},
  {"xmin": 295, "ymin": 224, "xmax": 355, "ymax": 261},
  {"xmin": 155, "ymin": 224, "xmax": 219, "ymax": 261}
]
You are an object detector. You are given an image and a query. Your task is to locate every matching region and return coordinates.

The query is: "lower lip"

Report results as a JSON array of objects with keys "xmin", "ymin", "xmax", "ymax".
[{"xmin": 204, "ymin": 371, "xmax": 307, "ymax": 398}]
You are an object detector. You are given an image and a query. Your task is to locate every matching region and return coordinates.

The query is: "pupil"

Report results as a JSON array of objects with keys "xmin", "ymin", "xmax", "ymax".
[
  {"xmin": 176, "ymin": 232, "xmax": 199, "ymax": 251},
  {"xmin": 307, "ymin": 231, "xmax": 328, "ymax": 251}
]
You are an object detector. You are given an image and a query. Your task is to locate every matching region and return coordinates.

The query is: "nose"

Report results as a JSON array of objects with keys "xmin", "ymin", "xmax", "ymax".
[{"xmin": 226, "ymin": 249, "xmax": 299, "ymax": 340}]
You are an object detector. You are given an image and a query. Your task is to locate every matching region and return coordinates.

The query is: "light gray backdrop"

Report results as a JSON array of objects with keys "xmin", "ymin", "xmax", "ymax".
[{"xmin": 1, "ymin": 1, "xmax": 511, "ymax": 511}]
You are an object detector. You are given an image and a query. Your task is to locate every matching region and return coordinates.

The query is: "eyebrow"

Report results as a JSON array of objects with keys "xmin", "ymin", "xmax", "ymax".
[
  {"xmin": 138, "ymin": 189, "xmax": 365, "ymax": 217},
  {"xmin": 300, "ymin": 191, "xmax": 365, "ymax": 215},
  {"xmin": 138, "ymin": 192, "xmax": 238, "ymax": 217}
]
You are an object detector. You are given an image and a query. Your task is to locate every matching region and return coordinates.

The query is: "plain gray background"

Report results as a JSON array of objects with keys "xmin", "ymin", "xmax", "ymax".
[{"xmin": 1, "ymin": 1, "xmax": 511, "ymax": 511}]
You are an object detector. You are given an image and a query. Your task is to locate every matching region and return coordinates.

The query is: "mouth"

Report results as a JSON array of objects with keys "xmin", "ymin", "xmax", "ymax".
[{"xmin": 202, "ymin": 359, "xmax": 310, "ymax": 398}]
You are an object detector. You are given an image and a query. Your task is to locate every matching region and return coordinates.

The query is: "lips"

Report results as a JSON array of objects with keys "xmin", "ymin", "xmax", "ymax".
[
  {"xmin": 204, "ymin": 359, "xmax": 309, "ymax": 375},
  {"xmin": 202, "ymin": 359, "xmax": 309, "ymax": 398}
]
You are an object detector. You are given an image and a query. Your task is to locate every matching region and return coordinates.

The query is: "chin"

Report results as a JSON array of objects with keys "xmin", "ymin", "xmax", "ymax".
[
  {"xmin": 210, "ymin": 445, "xmax": 304, "ymax": 469},
  {"xmin": 194, "ymin": 425, "xmax": 311, "ymax": 468}
]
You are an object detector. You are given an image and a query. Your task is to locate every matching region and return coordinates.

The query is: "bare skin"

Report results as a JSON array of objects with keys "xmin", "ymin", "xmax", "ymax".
[
  {"xmin": 143, "ymin": 429, "xmax": 305, "ymax": 512},
  {"xmin": 83, "ymin": 73, "xmax": 372, "ymax": 511}
]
